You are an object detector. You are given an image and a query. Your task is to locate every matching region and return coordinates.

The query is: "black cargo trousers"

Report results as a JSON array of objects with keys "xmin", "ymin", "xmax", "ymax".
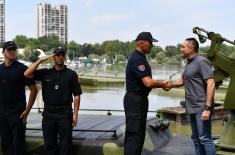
[
  {"xmin": 0, "ymin": 104, "xmax": 26, "ymax": 155},
  {"xmin": 42, "ymin": 105, "xmax": 73, "ymax": 155},
  {"xmin": 124, "ymin": 92, "xmax": 149, "ymax": 155}
]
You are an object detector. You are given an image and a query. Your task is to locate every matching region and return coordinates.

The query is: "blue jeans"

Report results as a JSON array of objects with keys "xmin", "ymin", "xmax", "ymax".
[{"xmin": 190, "ymin": 112, "xmax": 216, "ymax": 155}]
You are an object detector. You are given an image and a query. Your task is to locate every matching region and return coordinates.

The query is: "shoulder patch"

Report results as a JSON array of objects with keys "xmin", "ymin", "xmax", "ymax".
[{"xmin": 138, "ymin": 64, "xmax": 145, "ymax": 71}]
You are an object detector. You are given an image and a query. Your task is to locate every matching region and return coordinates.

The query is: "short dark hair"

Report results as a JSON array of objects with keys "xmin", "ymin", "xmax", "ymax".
[{"xmin": 185, "ymin": 38, "xmax": 199, "ymax": 53}]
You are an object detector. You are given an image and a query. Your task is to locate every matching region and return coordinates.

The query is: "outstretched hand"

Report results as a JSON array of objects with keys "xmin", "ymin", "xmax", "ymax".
[{"xmin": 162, "ymin": 81, "xmax": 172, "ymax": 91}]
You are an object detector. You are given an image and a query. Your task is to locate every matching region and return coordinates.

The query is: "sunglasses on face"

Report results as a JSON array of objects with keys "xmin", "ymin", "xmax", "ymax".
[{"xmin": 6, "ymin": 48, "xmax": 17, "ymax": 52}]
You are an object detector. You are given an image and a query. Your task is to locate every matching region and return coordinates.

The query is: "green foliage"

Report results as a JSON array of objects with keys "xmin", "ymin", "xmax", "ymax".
[
  {"xmin": 199, "ymin": 46, "xmax": 210, "ymax": 52},
  {"xmin": 13, "ymin": 35, "xmax": 64, "ymax": 52},
  {"xmin": 11, "ymin": 34, "xmax": 235, "ymax": 65},
  {"xmin": 165, "ymin": 45, "xmax": 179, "ymax": 57},
  {"xmin": 219, "ymin": 44, "xmax": 235, "ymax": 56},
  {"xmin": 199, "ymin": 44, "xmax": 235, "ymax": 57},
  {"xmin": 88, "ymin": 54, "xmax": 101, "ymax": 60},
  {"xmin": 23, "ymin": 46, "xmax": 32, "ymax": 60},
  {"xmin": 26, "ymin": 38, "xmax": 39, "ymax": 48},
  {"xmin": 116, "ymin": 54, "xmax": 125, "ymax": 63},
  {"xmin": 100, "ymin": 40, "xmax": 135, "ymax": 59},
  {"xmin": 39, "ymin": 44, "xmax": 49, "ymax": 52},
  {"xmin": 29, "ymin": 50, "xmax": 40, "ymax": 62},
  {"xmin": 14, "ymin": 35, "xmax": 28, "ymax": 48},
  {"xmin": 22, "ymin": 46, "xmax": 40, "ymax": 62},
  {"xmin": 68, "ymin": 41, "xmax": 81, "ymax": 59},
  {"xmin": 150, "ymin": 46, "xmax": 164, "ymax": 59},
  {"xmin": 38, "ymin": 35, "xmax": 63, "ymax": 50},
  {"xmin": 156, "ymin": 51, "xmax": 166, "ymax": 63},
  {"xmin": 80, "ymin": 43, "xmax": 96, "ymax": 57}
]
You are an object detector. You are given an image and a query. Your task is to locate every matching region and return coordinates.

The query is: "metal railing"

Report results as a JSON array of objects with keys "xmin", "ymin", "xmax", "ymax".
[{"xmin": 31, "ymin": 107, "xmax": 158, "ymax": 116}]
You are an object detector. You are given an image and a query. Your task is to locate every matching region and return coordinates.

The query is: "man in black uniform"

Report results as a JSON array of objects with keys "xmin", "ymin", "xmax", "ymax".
[
  {"xmin": 24, "ymin": 47, "xmax": 82, "ymax": 155},
  {"xmin": 124, "ymin": 32, "xmax": 170, "ymax": 155},
  {"xmin": 0, "ymin": 41, "xmax": 38, "ymax": 155}
]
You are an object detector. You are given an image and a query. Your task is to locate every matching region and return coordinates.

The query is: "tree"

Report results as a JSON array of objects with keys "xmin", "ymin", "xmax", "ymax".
[
  {"xmin": 23, "ymin": 46, "xmax": 33, "ymax": 61},
  {"xmin": 26, "ymin": 38, "xmax": 40, "ymax": 49},
  {"xmin": 151, "ymin": 46, "xmax": 163, "ymax": 59},
  {"xmin": 88, "ymin": 54, "xmax": 100, "ymax": 60},
  {"xmin": 39, "ymin": 44, "xmax": 49, "ymax": 52},
  {"xmin": 199, "ymin": 46, "xmax": 210, "ymax": 53},
  {"xmin": 68, "ymin": 41, "xmax": 81, "ymax": 60},
  {"xmin": 38, "ymin": 35, "xmax": 62, "ymax": 50},
  {"xmin": 14, "ymin": 35, "xmax": 28, "ymax": 48},
  {"xmin": 165, "ymin": 45, "xmax": 179, "ymax": 57},
  {"xmin": 80, "ymin": 43, "xmax": 96, "ymax": 57},
  {"xmin": 29, "ymin": 50, "xmax": 40, "ymax": 62},
  {"xmin": 116, "ymin": 54, "xmax": 125, "ymax": 63},
  {"xmin": 156, "ymin": 51, "xmax": 166, "ymax": 64}
]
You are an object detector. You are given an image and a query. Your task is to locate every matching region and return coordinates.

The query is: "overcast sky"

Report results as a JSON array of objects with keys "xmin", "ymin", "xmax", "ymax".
[{"xmin": 5, "ymin": 0, "xmax": 235, "ymax": 47}]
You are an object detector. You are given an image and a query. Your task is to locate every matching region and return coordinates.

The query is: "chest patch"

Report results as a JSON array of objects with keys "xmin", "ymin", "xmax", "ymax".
[{"xmin": 138, "ymin": 65, "xmax": 145, "ymax": 71}]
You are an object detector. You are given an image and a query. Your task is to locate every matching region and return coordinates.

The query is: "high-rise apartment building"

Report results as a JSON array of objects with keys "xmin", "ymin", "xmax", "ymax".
[
  {"xmin": 37, "ymin": 3, "xmax": 68, "ymax": 44},
  {"xmin": 0, "ymin": 0, "xmax": 5, "ymax": 43}
]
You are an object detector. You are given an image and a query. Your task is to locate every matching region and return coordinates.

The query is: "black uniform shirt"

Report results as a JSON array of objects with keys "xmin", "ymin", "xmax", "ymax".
[
  {"xmin": 34, "ymin": 66, "xmax": 82, "ymax": 106},
  {"xmin": 126, "ymin": 50, "xmax": 152, "ymax": 96},
  {"xmin": 0, "ymin": 61, "xmax": 35, "ymax": 105}
]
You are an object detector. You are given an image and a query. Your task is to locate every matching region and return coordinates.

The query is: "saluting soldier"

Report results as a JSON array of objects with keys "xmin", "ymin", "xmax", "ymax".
[{"xmin": 24, "ymin": 47, "xmax": 82, "ymax": 155}]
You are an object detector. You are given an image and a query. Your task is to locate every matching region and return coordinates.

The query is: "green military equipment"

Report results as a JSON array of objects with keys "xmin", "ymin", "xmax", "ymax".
[{"xmin": 193, "ymin": 27, "xmax": 235, "ymax": 154}]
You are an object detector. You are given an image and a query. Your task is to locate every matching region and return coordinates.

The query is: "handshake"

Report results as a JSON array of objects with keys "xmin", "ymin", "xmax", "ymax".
[{"xmin": 162, "ymin": 81, "xmax": 172, "ymax": 91}]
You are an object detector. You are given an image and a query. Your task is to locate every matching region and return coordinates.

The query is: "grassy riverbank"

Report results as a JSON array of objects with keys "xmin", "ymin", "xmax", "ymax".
[{"xmin": 79, "ymin": 76, "xmax": 125, "ymax": 86}]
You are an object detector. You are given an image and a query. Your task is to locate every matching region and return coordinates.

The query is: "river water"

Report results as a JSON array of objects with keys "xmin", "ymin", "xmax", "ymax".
[
  {"xmin": 30, "ymin": 86, "xmax": 182, "ymax": 116},
  {"xmin": 31, "ymin": 64, "xmax": 183, "ymax": 115}
]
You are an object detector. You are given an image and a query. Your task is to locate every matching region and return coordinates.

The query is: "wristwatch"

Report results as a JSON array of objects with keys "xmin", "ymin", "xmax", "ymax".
[{"xmin": 204, "ymin": 105, "xmax": 211, "ymax": 111}]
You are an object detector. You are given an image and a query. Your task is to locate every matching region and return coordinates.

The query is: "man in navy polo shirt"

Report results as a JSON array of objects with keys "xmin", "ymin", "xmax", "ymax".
[
  {"xmin": 124, "ymin": 32, "xmax": 170, "ymax": 155},
  {"xmin": 24, "ymin": 46, "xmax": 82, "ymax": 155},
  {"xmin": 0, "ymin": 41, "xmax": 38, "ymax": 155},
  {"xmin": 169, "ymin": 38, "xmax": 216, "ymax": 155}
]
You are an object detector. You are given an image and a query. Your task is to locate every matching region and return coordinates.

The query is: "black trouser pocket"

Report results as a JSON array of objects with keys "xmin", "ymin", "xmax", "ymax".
[{"xmin": 126, "ymin": 114, "xmax": 143, "ymax": 133}]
